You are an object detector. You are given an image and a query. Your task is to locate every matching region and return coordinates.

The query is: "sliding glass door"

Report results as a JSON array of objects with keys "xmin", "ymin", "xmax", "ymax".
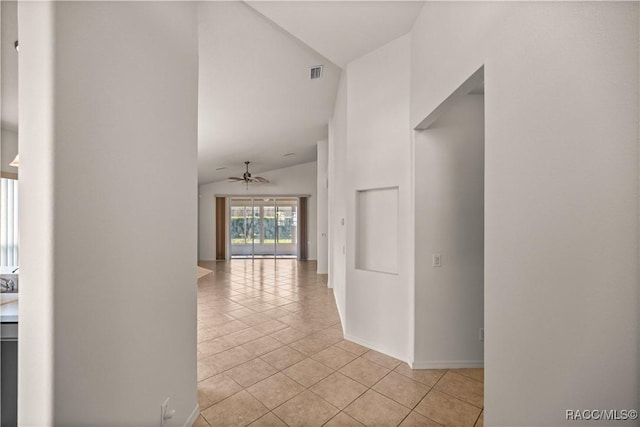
[{"xmin": 229, "ymin": 197, "xmax": 298, "ymax": 259}]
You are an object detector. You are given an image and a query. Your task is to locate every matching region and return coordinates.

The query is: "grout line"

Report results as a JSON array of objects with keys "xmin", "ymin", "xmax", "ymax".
[
  {"xmin": 430, "ymin": 372, "xmax": 484, "ymax": 410},
  {"xmin": 270, "ymin": 410, "xmax": 289, "ymax": 426},
  {"xmin": 449, "ymin": 368, "xmax": 484, "ymax": 384},
  {"xmin": 472, "ymin": 408, "xmax": 484, "ymax": 427},
  {"xmin": 394, "ymin": 371, "xmax": 442, "ymax": 426}
]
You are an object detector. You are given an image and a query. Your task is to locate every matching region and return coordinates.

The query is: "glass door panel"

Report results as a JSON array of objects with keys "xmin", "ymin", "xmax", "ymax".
[
  {"xmin": 253, "ymin": 198, "xmax": 275, "ymax": 258},
  {"xmin": 248, "ymin": 204, "xmax": 260, "ymax": 254},
  {"xmin": 230, "ymin": 198, "xmax": 253, "ymax": 258},
  {"xmin": 275, "ymin": 198, "xmax": 297, "ymax": 258}
]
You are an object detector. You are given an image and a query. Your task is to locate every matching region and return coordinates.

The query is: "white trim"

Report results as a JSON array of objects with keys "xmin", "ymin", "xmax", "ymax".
[
  {"xmin": 333, "ymin": 287, "xmax": 345, "ymax": 331},
  {"xmin": 410, "ymin": 360, "xmax": 484, "ymax": 369},
  {"xmin": 343, "ymin": 333, "xmax": 408, "ymax": 364},
  {"xmin": 183, "ymin": 404, "xmax": 200, "ymax": 427},
  {"xmin": 214, "ymin": 193, "xmax": 312, "ymax": 198}
]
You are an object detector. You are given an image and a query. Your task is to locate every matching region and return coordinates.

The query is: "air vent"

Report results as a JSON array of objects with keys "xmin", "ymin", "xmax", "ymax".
[
  {"xmin": 283, "ymin": 152, "xmax": 296, "ymax": 157},
  {"xmin": 215, "ymin": 167, "xmax": 227, "ymax": 171},
  {"xmin": 309, "ymin": 65, "xmax": 323, "ymax": 80}
]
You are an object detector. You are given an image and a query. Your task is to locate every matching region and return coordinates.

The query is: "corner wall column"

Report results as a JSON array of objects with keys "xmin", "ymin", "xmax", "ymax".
[{"xmin": 18, "ymin": 2, "xmax": 199, "ymax": 425}]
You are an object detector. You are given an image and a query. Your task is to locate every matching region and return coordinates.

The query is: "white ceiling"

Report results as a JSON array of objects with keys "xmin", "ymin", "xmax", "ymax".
[
  {"xmin": 0, "ymin": 1, "xmax": 426, "ymax": 184},
  {"xmin": 246, "ymin": 1, "xmax": 425, "ymax": 68}
]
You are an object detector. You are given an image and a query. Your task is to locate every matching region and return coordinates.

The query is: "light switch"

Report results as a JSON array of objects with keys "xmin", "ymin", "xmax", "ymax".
[{"xmin": 432, "ymin": 254, "xmax": 442, "ymax": 267}]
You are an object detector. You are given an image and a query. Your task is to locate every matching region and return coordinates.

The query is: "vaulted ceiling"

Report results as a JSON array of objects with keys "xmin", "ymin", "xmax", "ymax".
[
  {"xmin": 247, "ymin": 1, "xmax": 425, "ymax": 68},
  {"xmin": 0, "ymin": 1, "xmax": 425, "ymax": 184},
  {"xmin": 197, "ymin": 1, "xmax": 424, "ymax": 184},
  {"xmin": 197, "ymin": 2, "xmax": 342, "ymax": 184}
]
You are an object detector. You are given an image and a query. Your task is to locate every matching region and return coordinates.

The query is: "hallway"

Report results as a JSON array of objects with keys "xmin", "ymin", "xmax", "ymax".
[{"xmin": 195, "ymin": 260, "xmax": 484, "ymax": 426}]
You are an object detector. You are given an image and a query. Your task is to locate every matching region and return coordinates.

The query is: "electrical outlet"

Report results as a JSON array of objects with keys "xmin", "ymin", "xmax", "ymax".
[
  {"xmin": 479, "ymin": 328, "xmax": 484, "ymax": 342},
  {"xmin": 161, "ymin": 398, "xmax": 175, "ymax": 427},
  {"xmin": 161, "ymin": 398, "xmax": 169, "ymax": 427}
]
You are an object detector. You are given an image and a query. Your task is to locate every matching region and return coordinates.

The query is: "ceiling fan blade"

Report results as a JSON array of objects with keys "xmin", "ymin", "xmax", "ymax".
[{"xmin": 230, "ymin": 163, "xmax": 268, "ymax": 184}]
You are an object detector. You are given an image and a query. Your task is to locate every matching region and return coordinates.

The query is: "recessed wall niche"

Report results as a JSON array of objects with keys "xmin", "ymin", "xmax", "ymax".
[{"xmin": 356, "ymin": 187, "xmax": 399, "ymax": 274}]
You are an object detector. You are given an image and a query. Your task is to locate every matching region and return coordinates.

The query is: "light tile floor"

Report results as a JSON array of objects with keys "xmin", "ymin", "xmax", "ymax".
[{"xmin": 195, "ymin": 260, "xmax": 484, "ymax": 427}]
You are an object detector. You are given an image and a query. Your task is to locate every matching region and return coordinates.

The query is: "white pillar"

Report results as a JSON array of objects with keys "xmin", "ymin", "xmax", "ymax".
[
  {"xmin": 18, "ymin": 2, "xmax": 199, "ymax": 425},
  {"xmin": 316, "ymin": 140, "xmax": 328, "ymax": 275}
]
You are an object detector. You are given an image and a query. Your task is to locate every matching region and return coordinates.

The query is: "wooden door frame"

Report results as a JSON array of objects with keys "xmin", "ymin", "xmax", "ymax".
[
  {"xmin": 298, "ymin": 197, "xmax": 308, "ymax": 261},
  {"xmin": 215, "ymin": 197, "xmax": 227, "ymax": 260}
]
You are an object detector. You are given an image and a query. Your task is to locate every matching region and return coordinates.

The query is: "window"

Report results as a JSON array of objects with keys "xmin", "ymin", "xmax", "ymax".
[{"xmin": 0, "ymin": 178, "xmax": 18, "ymax": 267}]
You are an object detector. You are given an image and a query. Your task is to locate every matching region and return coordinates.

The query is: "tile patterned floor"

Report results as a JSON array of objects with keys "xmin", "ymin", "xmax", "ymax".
[{"xmin": 195, "ymin": 260, "xmax": 484, "ymax": 427}]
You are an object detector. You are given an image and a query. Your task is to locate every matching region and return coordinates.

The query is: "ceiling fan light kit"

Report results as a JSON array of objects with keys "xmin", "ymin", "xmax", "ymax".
[{"xmin": 228, "ymin": 161, "xmax": 270, "ymax": 185}]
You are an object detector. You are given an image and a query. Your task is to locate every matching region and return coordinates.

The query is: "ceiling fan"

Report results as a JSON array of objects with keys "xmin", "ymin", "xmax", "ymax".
[{"xmin": 228, "ymin": 161, "xmax": 270, "ymax": 184}]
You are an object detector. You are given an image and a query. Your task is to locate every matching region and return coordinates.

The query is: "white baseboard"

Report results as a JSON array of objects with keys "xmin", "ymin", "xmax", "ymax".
[
  {"xmin": 183, "ymin": 404, "xmax": 200, "ymax": 427},
  {"xmin": 333, "ymin": 292, "xmax": 345, "ymax": 332},
  {"xmin": 410, "ymin": 360, "xmax": 484, "ymax": 369},
  {"xmin": 343, "ymin": 333, "xmax": 409, "ymax": 365}
]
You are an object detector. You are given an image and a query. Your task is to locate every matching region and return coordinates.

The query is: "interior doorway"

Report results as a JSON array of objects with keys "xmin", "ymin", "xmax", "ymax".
[
  {"xmin": 413, "ymin": 66, "xmax": 485, "ymax": 372},
  {"xmin": 229, "ymin": 197, "xmax": 299, "ymax": 259}
]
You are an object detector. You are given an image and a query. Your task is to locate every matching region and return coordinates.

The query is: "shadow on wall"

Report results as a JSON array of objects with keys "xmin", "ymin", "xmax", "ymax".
[{"xmin": 413, "ymin": 66, "xmax": 485, "ymax": 368}]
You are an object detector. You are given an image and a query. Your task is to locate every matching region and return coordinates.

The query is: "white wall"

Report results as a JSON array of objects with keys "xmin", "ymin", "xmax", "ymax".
[
  {"xmin": 18, "ymin": 2, "xmax": 199, "ymax": 425},
  {"xmin": 317, "ymin": 140, "xmax": 328, "ymax": 274},
  {"xmin": 1, "ymin": 128, "xmax": 18, "ymax": 174},
  {"xmin": 343, "ymin": 35, "xmax": 412, "ymax": 361},
  {"xmin": 328, "ymin": 71, "xmax": 348, "ymax": 322},
  {"xmin": 414, "ymin": 95, "xmax": 484, "ymax": 367},
  {"xmin": 411, "ymin": 2, "xmax": 638, "ymax": 426},
  {"xmin": 17, "ymin": 2, "xmax": 54, "ymax": 422},
  {"xmin": 327, "ymin": 2, "xmax": 638, "ymax": 425},
  {"xmin": 198, "ymin": 161, "xmax": 318, "ymax": 261}
]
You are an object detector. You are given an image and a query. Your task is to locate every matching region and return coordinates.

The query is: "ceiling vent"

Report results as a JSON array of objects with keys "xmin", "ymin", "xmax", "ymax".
[{"xmin": 309, "ymin": 65, "xmax": 323, "ymax": 80}]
